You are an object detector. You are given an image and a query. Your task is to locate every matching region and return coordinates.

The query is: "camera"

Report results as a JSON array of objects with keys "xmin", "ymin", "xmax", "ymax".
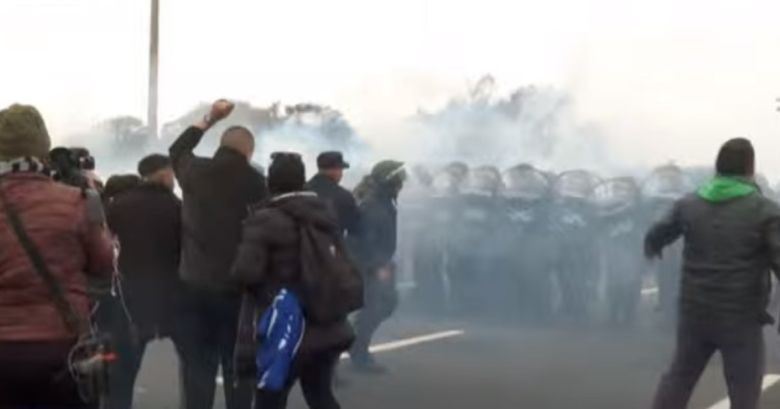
[{"xmin": 49, "ymin": 147, "xmax": 98, "ymax": 190}]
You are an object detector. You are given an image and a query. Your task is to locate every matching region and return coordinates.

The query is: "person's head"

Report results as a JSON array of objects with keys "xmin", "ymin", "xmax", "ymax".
[
  {"xmin": 104, "ymin": 174, "xmax": 142, "ymax": 202},
  {"xmin": 0, "ymin": 104, "xmax": 51, "ymax": 162},
  {"xmin": 268, "ymin": 152, "xmax": 306, "ymax": 195},
  {"xmin": 716, "ymin": 137, "xmax": 755, "ymax": 177},
  {"xmin": 371, "ymin": 160, "xmax": 406, "ymax": 197},
  {"xmin": 317, "ymin": 151, "xmax": 350, "ymax": 183},
  {"xmin": 138, "ymin": 154, "xmax": 175, "ymax": 190},
  {"xmin": 220, "ymin": 126, "xmax": 255, "ymax": 160}
]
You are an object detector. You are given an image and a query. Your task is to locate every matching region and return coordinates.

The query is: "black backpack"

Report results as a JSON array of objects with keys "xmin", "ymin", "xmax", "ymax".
[{"xmin": 296, "ymin": 220, "xmax": 364, "ymax": 325}]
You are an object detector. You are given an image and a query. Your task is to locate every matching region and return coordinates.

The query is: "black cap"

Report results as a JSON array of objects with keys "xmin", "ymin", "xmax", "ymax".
[
  {"xmin": 317, "ymin": 151, "xmax": 350, "ymax": 169},
  {"xmin": 138, "ymin": 154, "xmax": 171, "ymax": 177}
]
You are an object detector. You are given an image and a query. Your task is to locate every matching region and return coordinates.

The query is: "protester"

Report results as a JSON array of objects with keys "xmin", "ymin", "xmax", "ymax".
[
  {"xmin": 646, "ymin": 138, "xmax": 780, "ymax": 409},
  {"xmin": 169, "ymin": 99, "xmax": 267, "ymax": 409},
  {"xmin": 350, "ymin": 160, "xmax": 406, "ymax": 373},
  {"xmin": 103, "ymin": 173, "xmax": 142, "ymax": 204},
  {"xmin": 306, "ymin": 151, "xmax": 361, "ymax": 238},
  {"xmin": 105, "ymin": 154, "xmax": 185, "ymax": 409},
  {"xmin": 0, "ymin": 104, "xmax": 115, "ymax": 407},
  {"xmin": 233, "ymin": 152, "xmax": 355, "ymax": 409}
]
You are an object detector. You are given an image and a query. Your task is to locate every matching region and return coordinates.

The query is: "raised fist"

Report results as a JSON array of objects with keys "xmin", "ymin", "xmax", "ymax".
[{"xmin": 208, "ymin": 99, "xmax": 235, "ymax": 122}]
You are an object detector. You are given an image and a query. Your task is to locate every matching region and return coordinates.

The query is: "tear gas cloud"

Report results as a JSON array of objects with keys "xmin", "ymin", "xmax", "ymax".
[
  {"xmin": 4, "ymin": 0, "xmax": 780, "ymax": 183},
  {"xmin": 61, "ymin": 75, "xmax": 635, "ymax": 188}
]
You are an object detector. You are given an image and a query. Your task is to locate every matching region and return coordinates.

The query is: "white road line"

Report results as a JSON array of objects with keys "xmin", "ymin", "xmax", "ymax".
[
  {"xmin": 641, "ymin": 287, "xmax": 659, "ymax": 296},
  {"xmin": 706, "ymin": 374, "xmax": 780, "ymax": 409},
  {"xmin": 216, "ymin": 329, "xmax": 465, "ymax": 385},
  {"xmin": 340, "ymin": 329, "xmax": 465, "ymax": 359}
]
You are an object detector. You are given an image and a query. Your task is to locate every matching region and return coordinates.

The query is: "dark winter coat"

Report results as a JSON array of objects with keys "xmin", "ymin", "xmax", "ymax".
[
  {"xmin": 169, "ymin": 126, "xmax": 268, "ymax": 294},
  {"xmin": 645, "ymin": 190, "xmax": 780, "ymax": 325},
  {"xmin": 354, "ymin": 187, "xmax": 398, "ymax": 276},
  {"xmin": 305, "ymin": 173, "xmax": 361, "ymax": 238},
  {"xmin": 106, "ymin": 182, "xmax": 184, "ymax": 337},
  {"xmin": 232, "ymin": 192, "xmax": 354, "ymax": 376}
]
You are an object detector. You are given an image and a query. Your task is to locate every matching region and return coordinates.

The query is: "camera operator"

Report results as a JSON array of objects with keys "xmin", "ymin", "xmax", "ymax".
[
  {"xmin": 0, "ymin": 104, "xmax": 115, "ymax": 408},
  {"xmin": 50, "ymin": 146, "xmax": 103, "ymax": 192}
]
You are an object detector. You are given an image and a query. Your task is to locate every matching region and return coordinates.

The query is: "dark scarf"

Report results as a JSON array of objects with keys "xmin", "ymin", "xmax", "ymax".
[{"xmin": 0, "ymin": 156, "xmax": 50, "ymax": 178}]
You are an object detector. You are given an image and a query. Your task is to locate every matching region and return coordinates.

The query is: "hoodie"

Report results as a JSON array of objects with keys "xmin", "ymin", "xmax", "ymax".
[{"xmin": 697, "ymin": 176, "xmax": 757, "ymax": 202}]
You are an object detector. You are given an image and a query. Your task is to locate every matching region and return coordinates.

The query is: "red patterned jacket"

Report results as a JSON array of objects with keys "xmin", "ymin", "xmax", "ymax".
[{"xmin": 0, "ymin": 173, "xmax": 114, "ymax": 341}]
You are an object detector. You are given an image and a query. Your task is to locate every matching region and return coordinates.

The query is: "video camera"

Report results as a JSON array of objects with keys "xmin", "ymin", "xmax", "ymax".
[{"xmin": 49, "ymin": 147, "xmax": 98, "ymax": 190}]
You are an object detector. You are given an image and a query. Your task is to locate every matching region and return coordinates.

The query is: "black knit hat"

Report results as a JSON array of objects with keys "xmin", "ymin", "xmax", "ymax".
[
  {"xmin": 268, "ymin": 152, "xmax": 305, "ymax": 195},
  {"xmin": 104, "ymin": 174, "xmax": 142, "ymax": 200},
  {"xmin": 138, "ymin": 154, "xmax": 171, "ymax": 177},
  {"xmin": 716, "ymin": 138, "xmax": 755, "ymax": 177}
]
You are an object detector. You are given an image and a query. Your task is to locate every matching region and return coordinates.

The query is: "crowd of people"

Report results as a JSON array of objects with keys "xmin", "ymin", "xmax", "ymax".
[
  {"xmin": 2, "ymin": 99, "xmax": 780, "ymax": 409},
  {"xmin": 0, "ymin": 100, "xmax": 403, "ymax": 409}
]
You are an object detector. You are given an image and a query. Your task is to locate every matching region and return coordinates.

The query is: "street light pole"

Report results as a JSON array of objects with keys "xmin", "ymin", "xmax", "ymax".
[{"xmin": 148, "ymin": 0, "xmax": 160, "ymax": 137}]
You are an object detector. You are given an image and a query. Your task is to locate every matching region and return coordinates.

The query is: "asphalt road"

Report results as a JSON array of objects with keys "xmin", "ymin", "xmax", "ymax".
[{"xmin": 133, "ymin": 305, "xmax": 780, "ymax": 409}]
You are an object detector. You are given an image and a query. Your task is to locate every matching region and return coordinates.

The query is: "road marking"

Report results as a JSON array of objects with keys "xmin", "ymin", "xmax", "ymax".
[
  {"xmin": 641, "ymin": 287, "xmax": 659, "ymax": 296},
  {"xmin": 341, "ymin": 329, "xmax": 465, "ymax": 359},
  {"xmin": 705, "ymin": 374, "xmax": 780, "ymax": 409},
  {"xmin": 215, "ymin": 329, "xmax": 465, "ymax": 385}
]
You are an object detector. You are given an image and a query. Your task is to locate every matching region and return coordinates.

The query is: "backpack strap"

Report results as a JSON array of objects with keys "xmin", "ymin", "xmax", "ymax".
[{"xmin": 0, "ymin": 180, "xmax": 86, "ymax": 335}]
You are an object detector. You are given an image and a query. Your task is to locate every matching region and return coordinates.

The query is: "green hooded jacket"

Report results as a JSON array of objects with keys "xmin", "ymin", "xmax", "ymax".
[{"xmin": 697, "ymin": 176, "xmax": 757, "ymax": 202}]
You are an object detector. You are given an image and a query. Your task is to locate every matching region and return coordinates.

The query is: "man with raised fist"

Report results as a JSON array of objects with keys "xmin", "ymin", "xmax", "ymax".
[{"xmin": 169, "ymin": 99, "xmax": 267, "ymax": 409}]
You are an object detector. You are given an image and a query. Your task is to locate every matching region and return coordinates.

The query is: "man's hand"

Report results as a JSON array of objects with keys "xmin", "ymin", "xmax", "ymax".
[
  {"xmin": 376, "ymin": 267, "xmax": 393, "ymax": 282},
  {"xmin": 644, "ymin": 242, "xmax": 662, "ymax": 260},
  {"xmin": 208, "ymin": 99, "xmax": 235, "ymax": 123},
  {"xmin": 194, "ymin": 99, "xmax": 235, "ymax": 131},
  {"xmin": 377, "ymin": 262, "xmax": 396, "ymax": 282}
]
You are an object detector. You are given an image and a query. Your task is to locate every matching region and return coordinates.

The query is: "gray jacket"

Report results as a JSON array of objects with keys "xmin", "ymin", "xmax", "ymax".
[{"xmin": 645, "ymin": 190, "xmax": 780, "ymax": 325}]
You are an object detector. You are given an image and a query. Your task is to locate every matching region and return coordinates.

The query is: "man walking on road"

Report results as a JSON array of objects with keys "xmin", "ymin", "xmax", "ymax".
[
  {"xmin": 169, "ymin": 99, "xmax": 267, "ymax": 409},
  {"xmin": 646, "ymin": 138, "xmax": 780, "ymax": 409}
]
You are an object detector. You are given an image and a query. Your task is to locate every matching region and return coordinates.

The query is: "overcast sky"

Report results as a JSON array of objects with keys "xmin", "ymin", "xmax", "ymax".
[{"xmin": 1, "ymin": 0, "xmax": 780, "ymax": 174}]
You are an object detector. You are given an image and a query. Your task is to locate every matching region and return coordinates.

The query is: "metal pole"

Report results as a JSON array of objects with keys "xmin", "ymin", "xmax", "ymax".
[{"xmin": 148, "ymin": 0, "xmax": 160, "ymax": 138}]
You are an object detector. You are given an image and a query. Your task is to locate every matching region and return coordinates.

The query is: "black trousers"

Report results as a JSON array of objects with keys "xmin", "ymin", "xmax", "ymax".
[
  {"xmin": 107, "ymin": 330, "xmax": 187, "ymax": 409},
  {"xmin": 351, "ymin": 277, "xmax": 398, "ymax": 361},
  {"xmin": 254, "ymin": 349, "xmax": 342, "ymax": 409},
  {"xmin": 652, "ymin": 318, "xmax": 765, "ymax": 409},
  {"xmin": 177, "ymin": 287, "xmax": 253, "ymax": 409},
  {"xmin": 0, "ymin": 340, "xmax": 94, "ymax": 409}
]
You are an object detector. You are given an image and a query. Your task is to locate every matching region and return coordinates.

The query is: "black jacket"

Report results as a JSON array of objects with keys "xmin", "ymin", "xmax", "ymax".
[
  {"xmin": 355, "ymin": 188, "xmax": 398, "ymax": 275},
  {"xmin": 232, "ymin": 192, "xmax": 354, "ymax": 365},
  {"xmin": 169, "ymin": 126, "xmax": 268, "ymax": 294},
  {"xmin": 305, "ymin": 173, "xmax": 361, "ymax": 238},
  {"xmin": 106, "ymin": 182, "xmax": 183, "ymax": 336},
  {"xmin": 645, "ymin": 190, "xmax": 780, "ymax": 325}
]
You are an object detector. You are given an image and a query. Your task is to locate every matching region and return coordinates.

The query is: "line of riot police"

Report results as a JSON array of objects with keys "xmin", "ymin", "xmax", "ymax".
[{"xmin": 398, "ymin": 162, "xmax": 771, "ymax": 327}]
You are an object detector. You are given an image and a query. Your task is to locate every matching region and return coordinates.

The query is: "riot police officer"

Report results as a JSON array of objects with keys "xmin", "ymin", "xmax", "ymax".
[
  {"xmin": 401, "ymin": 164, "xmax": 448, "ymax": 316},
  {"xmin": 502, "ymin": 164, "xmax": 554, "ymax": 323},
  {"xmin": 593, "ymin": 177, "xmax": 643, "ymax": 326},
  {"xmin": 448, "ymin": 165, "xmax": 508, "ymax": 318},
  {"xmin": 550, "ymin": 170, "xmax": 600, "ymax": 323},
  {"xmin": 642, "ymin": 164, "xmax": 690, "ymax": 326}
]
